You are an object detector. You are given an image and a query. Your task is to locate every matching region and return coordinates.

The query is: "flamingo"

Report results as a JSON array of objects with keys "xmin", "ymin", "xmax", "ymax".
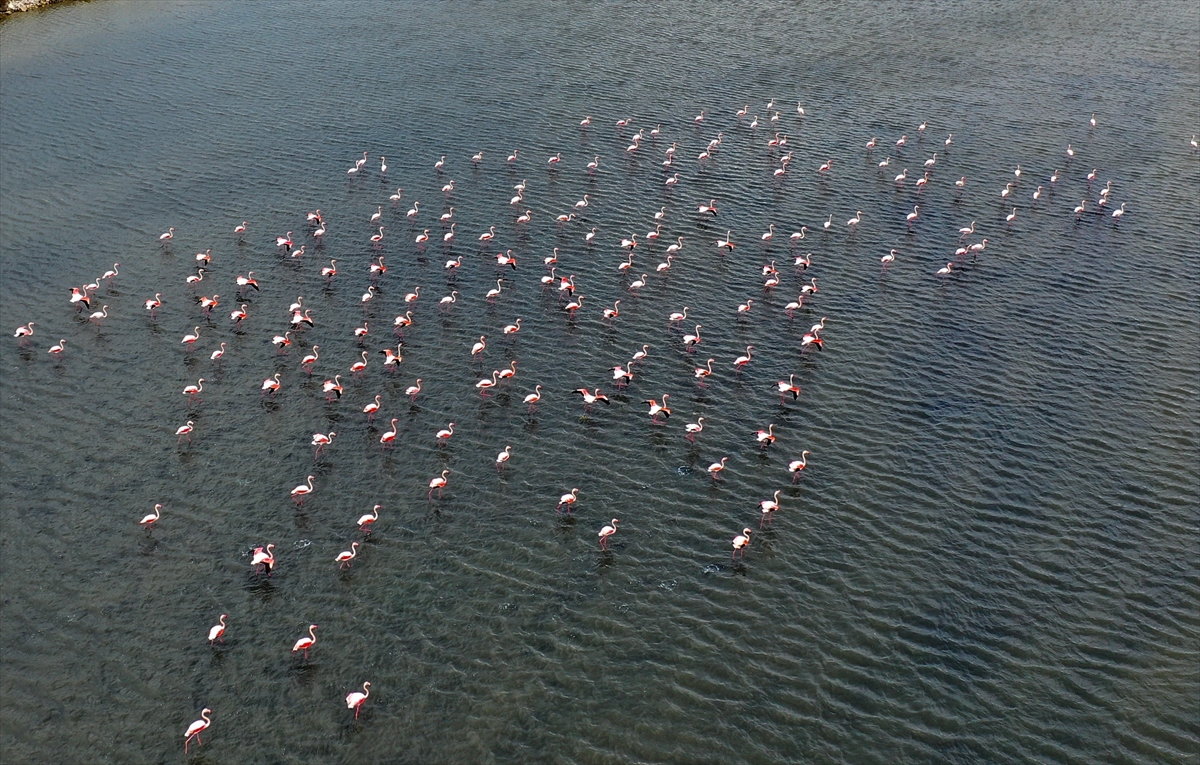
[
  {"xmin": 323, "ymin": 375, "xmax": 344, "ymax": 400},
  {"xmin": 604, "ymin": 301, "xmax": 622, "ymax": 320},
  {"xmin": 523, "ymin": 385, "xmax": 543, "ymax": 409},
  {"xmin": 683, "ymin": 324, "xmax": 703, "ymax": 350},
  {"xmin": 1112, "ymin": 203, "xmax": 1127, "ymax": 220},
  {"xmin": 777, "ymin": 374, "xmax": 801, "ymax": 401},
  {"xmin": 642, "ymin": 395, "xmax": 672, "ymax": 422},
  {"xmin": 234, "ymin": 221, "xmax": 248, "ymax": 234},
  {"xmin": 380, "ymin": 418, "xmax": 400, "ymax": 447},
  {"xmin": 936, "ymin": 262, "xmax": 954, "ymax": 276},
  {"xmin": 847, "ymin": 211, "xmax": 862, "ymax": 227},
  {"xmin": 255, "ymin": 374, "xmax": 278, "ymax": 398},
  {"xmin": 801, "ymin": 278, "xmax": 819, "ymax": 295},
  {"xmin": 350, "ymin": 351, "xmax": 368, "ymax": 377},
  {"xmin": 784, "ymin": 295, "xmax": 805, "ymax": 314},
  {"xmin": 276, "ymin": 231, "xmax": 293, "ymax": 248},
  {"xmin": 335, "ymin": 542, "xmax": 360, "ymax": 569},
  {"xmin": 347, "ymin": 682, "xmax": 371, "ymax": 719},
  {"xmin": 485, "ymin": 279, "xmax": 504, "ymax": 300},
  {"xmin": 756, "ymin": 423, "xmax": 776, "ymax": 446},
  {"xmin": 291, "ymin": 624, "xmax": 318, "ymax": 660},
  {"xmin": 732, "ymin": 528, "xmax": 753, "ymax": 559},
  {"xmin": 557, "ymin": 488, "xmax": 580, "ymax": 512},
  {"xmin": 271, "ymin": 331, "xmax": 292, "ymax": 352},
  {"xmin": 235, "ymin": 271, "xmax": 261, "ymax": 293},
  {"xmin": 665, "ymin": 173, "xmax": 681, "ymax": 187},
  {"xmin": 428, "ymin": 469, "xmax": 449, "ymax": 499},
  {"xmin": 498, "ymin": 361, "xmax": 518, "ymax": 380},
  {"xmin": 759, "ymin": 491, "xmax": 782, "ymax": 526},
  {"xmin": 229, "ymin": 304, "xmax": 248, "ymax": 324},
  {"xmin": 207, "ymin": 615, "xmax": 226, "ymax": 645},
  {"xmin": 733, "ymin": 345, "xmax": 754, "ymax": 370},
  {"xmin": 182, "ymin": 378, "xmax": 205, "ymax": 400},
  {"xmin": 809, "ymin": 317, "xmax": 827, "ymax": 335},
  {"xmin": 684, "ymin": 417, "xmax": 706, "ymax": 440},
  {"xmin": 88, "ymin": 305, "xmax": 109, "ymax": 324},
  {"xmin": 144, "ymin": 294, "xmax": 162, "ymax": 317},
  {"xmin": 629, "ymin": 273, "xmax": 648, "ymax": 292},
  {"xmin": 669, "ymin": 307, "xmax": 689, "ymax": 324},
  {"xmin": 694, "ymin": 358, "xmax": 715, "ymax": 380},
  {"xmin": 434, "ymin": 155, "xmax": 445, "ymax": 171},
  {"xmin": 715, "ymin": 231, "xmax": 735, "ymax": 251},
  {"xmin": 476, "ymin": 371, "xmax": 501, "ymax": 393},
  {"xmin": 159, "ymin": 227, "xmax": 175, "ymax": 242},
  {"xmin": 790, "ymin": 227, "xmax": 808, "ymax": 242},
  {"xmin": 881, "ymin": 249, "xmax": 897, "ymax": 265},
  {"xmin": 291, "ymin": 475, "xmax": 315, "ymax": 504},
  {"xmin": 1006, "ymin": 207, "xmax": 1017, "ymax": 223},
  {"xmin": 403, "ymin": 378, "xmax": 423, "ymax": 399},
  {"xmin": 788, "ymin": 451, "xmax": 811, "ymax": 481},
  {"xmin": 251, "ymin": 544, "xmax": 275, "ymax": 575},
  {"xmin": 573, "ymin": 388, "xmax": 610, "ymax": 408},
  {"xmin": 181, "ymin": 326, "xmax": 201, "ymax": 348},
  {"xmin": 175, "ymin": 420, "xmax": 194, "ymax": 443},
  {"xmin": 357, "ymin": 505, "xmax": 381, "ymax": 532},
  {"xmin": 407, "ymin": 202, "xmax": 421, "ymax": 218},
  {"xmin": 598, "ymin": 519, "xmax": 619, "ymax": 550},
  {"xmin": 311, "ymin": 431, "xmax": 336, "ymax": 456},
  {"xmin": 612, "ymin": 364, "xmax": 634, "ymax": 386},
  {"xmin": 321, "ymin": 259, "xmax": 339, "ymax": 280},
  {"xmin": 138, "ymin": 503, "xmax": 163, "ymax": 528},
  {"xmin": 363, "ymin": 395, "xmax": 382, "ymax": 421},
  {"xmin": 436, "ymin": 422, "xmax": 455, "ymax": 441},
  {"xmin": 665, "ymin": 236, "xmax": 685, "ymax": 254},
  {"xmin": 706, "ymin": 456, "xmax": 730, "ymax": 479},
  {"xmin": 185, "ymin": 269, "xmax": 205, "ymax": 286},
  {"xmin": 183, "ymin": 708, "xmax": 211, "ymax": 753},
  {"xmin": 198, "ymin": 294, "xmax": 220, "ymax": 316}
]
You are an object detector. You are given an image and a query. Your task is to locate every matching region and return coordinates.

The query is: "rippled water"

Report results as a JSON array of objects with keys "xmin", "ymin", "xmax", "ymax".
[{"xmin": 2, "ymin": 1, "xmax": 1197, "ymax": 763}]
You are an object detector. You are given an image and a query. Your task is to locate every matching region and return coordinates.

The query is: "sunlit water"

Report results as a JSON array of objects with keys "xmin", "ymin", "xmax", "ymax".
[{"xmin": 1, "ymin": 1, "xmax": 1197, "ymax": 763}]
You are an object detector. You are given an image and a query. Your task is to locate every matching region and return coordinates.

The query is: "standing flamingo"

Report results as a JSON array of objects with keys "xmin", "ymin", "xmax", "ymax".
[
  {"xmin": 291, "ymin": 475, "xmax": 315, "ymax": 504},
  {"xmin": 357, "ymin": 505, "xmax": 381, "ymax": 532},
  {"xmin": 598, "ymin": 519, "xmax": 619, "ymax": 550},
  {"xmin": 788, "ymin": 451, "xmax": 811, "ymax": 482},
  {"xmin": 291, "ymin": 624, "xmax": 318, "ymax": 660},
  {"xmin": 251, "ymin": 544, "xmax": 275, "ymax": 575},
  {"xmin": 207, "ymin": 615, "xmax": 226, "ymax": 646},
  {"xmin": 335, "ymin": 542, "xmax": 360, "ymax": 569},
  {"xmin": 732, "ymin": 528, "xmax": 753, "ymax": 559},
  {"xmin": 138, "ymin": 503, "xmax": 163, "ymax": 529},
  {"xmin": 346, "ymin": 682, "xmax": 371, "ymax": 719},
  {"xmin": 428, "ymin": 469, "xmax": 450, "ymax": 499},
  {"xmin": 183, "ymin": 708, "xmax": 211, "ymax": 753},
  {"xmin": 557, "ymin": 488, "xmax": 580, "ymax": 513}
]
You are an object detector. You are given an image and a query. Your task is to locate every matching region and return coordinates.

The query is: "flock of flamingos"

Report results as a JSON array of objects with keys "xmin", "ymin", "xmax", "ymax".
[{"xmin": 11, "ymin": 102, "xmax": 1130, "ymax": 753}]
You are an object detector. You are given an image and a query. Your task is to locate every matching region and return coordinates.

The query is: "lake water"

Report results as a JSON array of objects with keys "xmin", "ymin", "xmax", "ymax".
[{"xmin": 1, "ymin": 1, "xmax": 1197, "ymax": 763}]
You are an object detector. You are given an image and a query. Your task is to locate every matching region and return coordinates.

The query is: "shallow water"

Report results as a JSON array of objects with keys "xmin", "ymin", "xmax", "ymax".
[{"xmin": 1, "ymin": 1, "xmax": 1197, "ymax": 763}]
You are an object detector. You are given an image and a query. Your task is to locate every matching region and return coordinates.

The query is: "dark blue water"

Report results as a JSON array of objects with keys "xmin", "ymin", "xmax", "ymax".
[{"xmin": 1, "ymin": 1, "xmax": 1197, "ymax": 762}]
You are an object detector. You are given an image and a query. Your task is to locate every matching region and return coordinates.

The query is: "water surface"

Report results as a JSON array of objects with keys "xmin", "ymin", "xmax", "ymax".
[{"xmin": 1, "ymin": 1, "xmax": 1197, "ymax": 763}]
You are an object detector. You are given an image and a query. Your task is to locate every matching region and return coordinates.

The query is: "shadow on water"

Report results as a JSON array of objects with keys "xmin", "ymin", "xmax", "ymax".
[{"xmin": 243, "ymin": 577, "xmax": 276, "ymax": 602}]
